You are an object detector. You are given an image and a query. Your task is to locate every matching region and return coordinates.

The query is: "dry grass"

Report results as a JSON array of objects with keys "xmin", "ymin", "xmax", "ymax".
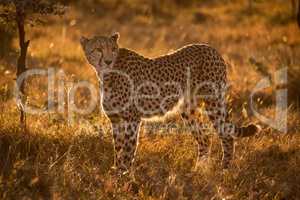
[{"xmin": 0, "ymin": 0, "xmax": 300, "ymax": 199}]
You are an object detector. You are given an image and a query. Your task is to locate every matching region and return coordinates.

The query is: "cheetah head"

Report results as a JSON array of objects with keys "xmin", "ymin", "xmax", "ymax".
[{"xmin": 80, "ymin": 33, "xmax": 119, "ymax": 72}]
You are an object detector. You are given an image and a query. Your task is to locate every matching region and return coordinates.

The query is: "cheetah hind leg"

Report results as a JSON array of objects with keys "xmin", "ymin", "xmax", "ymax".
[
  {"xmin": 181, "ymin": 112, "xmax": 211, "ymax": 171},
  {"xmin": 204, "ymin": 99, "xmax": 261, "ymax": 169}
]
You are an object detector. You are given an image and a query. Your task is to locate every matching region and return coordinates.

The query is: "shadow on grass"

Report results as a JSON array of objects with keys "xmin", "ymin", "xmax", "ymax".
[
  {"xmin": 0, "ymin": 125, "xmax": 113, "ymax": 199},
  {"xmin": 1, "ymin": 124, "xmax": 299, "ymax": 199},
  {"xmin": 235, "ymin": 144, "xmax": 300, "ymax": 199},
  {"xmin": 130, "ymin": 135, "xmax": 218, "ymax": 199}
]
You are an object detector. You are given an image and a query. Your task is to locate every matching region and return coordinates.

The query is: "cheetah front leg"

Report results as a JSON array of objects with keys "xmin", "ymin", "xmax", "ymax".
[
  {"xmin": 111, "ymin": 122, "xmax": 125, "ymax": 171},
  {"xmin": 111, "ymin": 120, "xmax": 141, "ymax": 172},
  {"xmin": 122, "ymin": 121, "xmax": 141, "ymax": 171}
]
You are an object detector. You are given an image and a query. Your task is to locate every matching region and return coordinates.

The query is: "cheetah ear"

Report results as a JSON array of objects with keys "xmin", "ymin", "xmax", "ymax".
[
  {"xmin": 80, "ymin": 36, "xmax": 89, "ymax": 46},
  {"xmin": 111, "ymin": 32, "xmax": 119, "ymax": 43}
]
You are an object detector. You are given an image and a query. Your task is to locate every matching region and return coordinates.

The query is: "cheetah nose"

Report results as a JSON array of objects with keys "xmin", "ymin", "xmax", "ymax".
[{"xmin": 105, "ymin": 60, "xmax": 112, "ymax": 65}]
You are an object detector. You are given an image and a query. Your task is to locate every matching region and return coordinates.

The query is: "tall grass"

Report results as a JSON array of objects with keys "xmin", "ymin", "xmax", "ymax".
[{"xmin": 0, "ymin": 0, "xmax": 300, "ymax": 199}]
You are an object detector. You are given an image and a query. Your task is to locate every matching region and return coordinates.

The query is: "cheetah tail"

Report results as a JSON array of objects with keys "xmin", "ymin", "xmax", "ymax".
[{"xmin": 234, "ymin": 124, "xmax": 262, "ymax": 138}]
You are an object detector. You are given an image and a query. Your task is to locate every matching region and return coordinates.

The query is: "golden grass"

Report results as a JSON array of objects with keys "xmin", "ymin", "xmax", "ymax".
[{"xmin": 0, "ymin": 0, "xmax": 300, "ymax": 199}]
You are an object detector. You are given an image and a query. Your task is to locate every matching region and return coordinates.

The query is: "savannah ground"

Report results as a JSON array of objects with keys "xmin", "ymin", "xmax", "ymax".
[{"xmin": 0, "ymin": 0, "xmax": 300, "ymax": 199}]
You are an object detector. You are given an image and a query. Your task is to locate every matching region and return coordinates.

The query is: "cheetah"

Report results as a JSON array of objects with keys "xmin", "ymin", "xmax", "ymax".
[{"xmin": 80, "ymin": 33, "xmax": 260, "ymax": 172}]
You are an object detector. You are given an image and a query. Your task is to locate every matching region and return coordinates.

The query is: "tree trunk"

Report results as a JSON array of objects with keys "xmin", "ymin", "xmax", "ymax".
[
  {"xmin": 297, "ymin": 0, "xmax": 300, "ymax": 28},
  {"xmin": 291, "ymin": 0, "xmax": 296, "ymax": 18},
  {"xmin": 15, "ymin": 4, "xmax": 30, "ymax": 129},
  {"xmin": 248, "ymin": 0, "xmax": 253, "ymax": 13}
]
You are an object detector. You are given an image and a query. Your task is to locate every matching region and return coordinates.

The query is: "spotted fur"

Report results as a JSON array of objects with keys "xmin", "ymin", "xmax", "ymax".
[{"xmin": 80, "ymin": 33, "xmax": 260, "ymax": 171}]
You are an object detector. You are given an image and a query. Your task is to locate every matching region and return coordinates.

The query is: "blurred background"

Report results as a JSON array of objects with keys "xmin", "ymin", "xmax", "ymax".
[{"xmin": 0, "ymin": 0, "xmax": 300, "ymax": 199}]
